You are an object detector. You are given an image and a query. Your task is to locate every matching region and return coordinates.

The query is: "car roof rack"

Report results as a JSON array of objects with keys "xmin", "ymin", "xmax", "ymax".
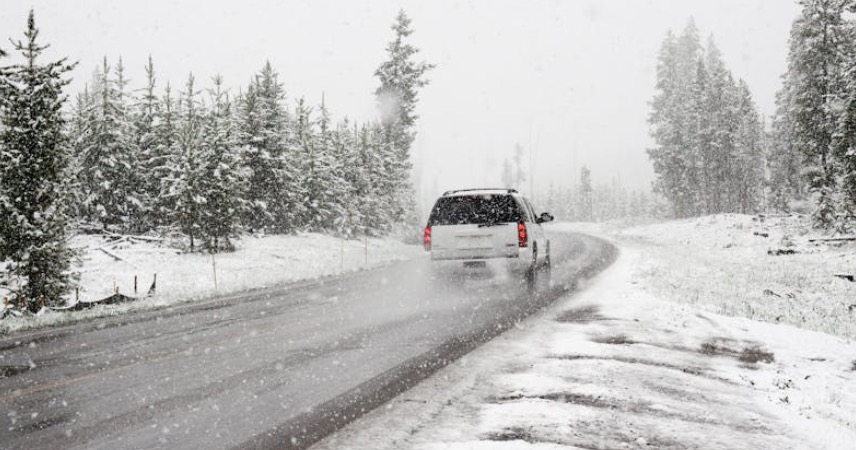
[{"xmin": 442, "ymin": 188, "xmax": 518, "ymax": 196}]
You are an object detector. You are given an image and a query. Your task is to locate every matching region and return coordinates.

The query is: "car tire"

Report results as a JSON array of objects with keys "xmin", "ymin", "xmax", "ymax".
[
  {"xmin": 539, "ymin": 249, "xmax": 552, "ymax": 290},
  {"xmin": 525, "ymin": 245, "xmax": 538, "ymax": 291}
]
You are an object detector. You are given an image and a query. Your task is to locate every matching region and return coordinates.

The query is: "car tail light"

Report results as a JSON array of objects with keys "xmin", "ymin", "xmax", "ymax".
[
  {"xmin": 423, "ymin": 226, "xmax": 432, "ymax": 251},
  {"xmin": 518, "ymin": 222, "xmax": 528, "ymax": 248}
]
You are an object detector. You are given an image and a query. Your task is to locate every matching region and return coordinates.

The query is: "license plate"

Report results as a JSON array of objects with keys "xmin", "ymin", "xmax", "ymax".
[
  {"xmin": 463, "ymin": 261, "xmax": 487, "ymax": 268},
  {"xmin": 456, "ymin": 236, "xmax": 489, "ymax": 249}
]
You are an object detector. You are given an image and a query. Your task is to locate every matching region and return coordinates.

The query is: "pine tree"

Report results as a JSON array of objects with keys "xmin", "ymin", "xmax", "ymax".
[
  {"xmin": 690, "ymin": 56, "xmax": 711, "ymax": 214},
  {"xmin": 648, "ymin": 24, "xmax": 703, "ymax": 218},
  {"xmin": 197, "ymin": 75, "xmax": 243, "ymax": 251},
  {"xmin": 544, "ymin": 183, "xmax": 558, "ymax": 219},
  {"xmin": 769, "ymin": 78, "xmax": 804, "ymax": 212},
  {"xmin": 785, "ymin": 0, "xmax": 850, "ymax": 228},
  {"xmin": 0, "ymin": 43, "xmax": 7, "ymax": 287},
  {"xmin": 77, "ymin": 57, "xmax": 137, "ymax": 231},
  {"xmin": 171, "ymin": 74, "xmax": 205, "ymax": 251},
  {"xmin": 238, "ymin": 62, "xmax": 299, "ymax": 233},
  {"xmin": 562, "ymin": 185, "xmax": 578, "ymax": 220},
  {"xmin": 833, "ymin": 2, "xmax": 856, "ymax": 229},
  {"xmin": 579, "ymin": 165, "xmax": 593, "ymax": 221},
  {"xmin": 296, "ymin": 96, "xmax": 346, "ymax": 232},
  {"xmin": 377, "ymin": 116, "xmax": 416, "ymax": 233},
  {"xmin": 501, "ymin": 159, "xmax": 513, "ymax": 188},
  {"xmin": 354, "ymin": 123, "xmax": 388, "ymax": 234},
  {"xmin": 0, "ymin": 10, "xmax": 77, "ymax": 305},
  {"xmin": 293, "ymin": 97, "xmax": 323, "ymax": 230},
  {"xmin": 675, "ymin": 22, "xmax": 704, "ymax": 216},
  {"xmin": 837, "ymin": 79, "xmax": 856, "ymax": 227},
  {"xmin": 153, "ymin": 83, "xmax": 180, "ymax": 229},
  {"xmin": 733, "ymin": 80, "xmax": 766, "ymax": 213},
  {"xmin": 113, "ymin": 57, "xmax": 146, "ymax": 232},
  {"xmin": 703, "ymin": 39, "xmax": 738, "ymax": 214},
  {"xmin": 375, "ymin": 10, "xmax": 434, "ymax": 153},
  {"xmin": 374, "ymin": 9, "xmax": 433, "ymax": 230},
  {"xmin": 513, "ymin": 144, "xmax": 527, "ymax": 190},
  {"xmin": 331, "ymin": 118, "xmax": 363, "ymax": 237},
  {"xmin": 67, "ymin": 85, "xmax": 93, "ymax": 223},
  {"xmin": 134, "ymin": 56, "xmax": 162, "ymax": 232},
  {"xmin": 0, "ymin": 46, "xmax": 6, "ymax": 115}
]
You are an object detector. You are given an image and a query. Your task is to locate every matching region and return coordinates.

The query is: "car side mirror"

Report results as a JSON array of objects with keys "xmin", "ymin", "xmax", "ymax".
[{"xmin": 537, "ymin": 212, "xmax": 554, "ymax": 224}]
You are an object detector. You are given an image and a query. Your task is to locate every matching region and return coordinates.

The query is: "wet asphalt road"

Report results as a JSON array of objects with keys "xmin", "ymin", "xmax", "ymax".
[{"xmin": 0, "ymin": 230, "xmax": 615, "ymax": 450}]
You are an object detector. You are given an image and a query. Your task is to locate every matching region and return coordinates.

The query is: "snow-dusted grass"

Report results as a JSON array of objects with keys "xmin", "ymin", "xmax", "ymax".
[
  {"xmin": 584, "ymin": 214, "xmax": 856, "ymax": 339},
  {"xmin": 0, "ymin": 233, "xmax": 419, "ymax": 334}
]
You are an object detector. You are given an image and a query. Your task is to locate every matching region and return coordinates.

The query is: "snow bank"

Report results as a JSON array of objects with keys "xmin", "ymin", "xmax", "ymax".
[
  {"xmin": 0, "ymin": 233, "xmax": 419, "ymax": 334},
  {"xmin": 583, "ymin": 214, "xmax": 856, "ymax": 339}
]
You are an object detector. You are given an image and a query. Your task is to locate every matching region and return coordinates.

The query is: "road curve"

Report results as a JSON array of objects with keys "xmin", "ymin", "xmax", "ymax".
[{"xmin": 0, "ymin": 230, "xmax": 616, "ymax": 450}]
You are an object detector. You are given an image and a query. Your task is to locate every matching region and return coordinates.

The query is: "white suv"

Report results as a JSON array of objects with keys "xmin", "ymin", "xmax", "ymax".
[{"xmin": 423, "ymin": 189, "xmax": 554, "ymax": 285}]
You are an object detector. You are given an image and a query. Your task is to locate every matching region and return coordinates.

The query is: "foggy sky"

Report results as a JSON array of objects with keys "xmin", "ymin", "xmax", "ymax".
[{"xmin": 0, "ymin": 0, "xmax": 800, "ymax": 205}]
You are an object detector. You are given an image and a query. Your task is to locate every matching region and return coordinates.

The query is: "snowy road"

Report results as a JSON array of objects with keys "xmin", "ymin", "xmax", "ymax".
[{"xmin": 0, "ymin": 230, "xmax": 615, "ymax": 450}]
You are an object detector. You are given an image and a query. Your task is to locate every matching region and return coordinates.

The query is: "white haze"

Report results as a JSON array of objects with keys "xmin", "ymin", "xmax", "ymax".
[{"xmin": 0, "ymin": 0, "xmax": 799, "ymax": 206}]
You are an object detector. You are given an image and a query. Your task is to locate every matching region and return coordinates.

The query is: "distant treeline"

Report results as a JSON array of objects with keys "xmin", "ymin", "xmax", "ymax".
[
  {"xmin": 537, "ymin": 166, "xmax": 668, "ymax": 223},
  {"xmin": 69, "ymin": 57, "xmax": 414, "ymax": 251}
]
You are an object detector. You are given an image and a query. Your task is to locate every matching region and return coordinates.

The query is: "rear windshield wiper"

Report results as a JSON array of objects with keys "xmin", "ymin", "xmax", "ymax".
[{"xmin": 478, "ymin": 222, "xmax": 507, "ymax": 228}]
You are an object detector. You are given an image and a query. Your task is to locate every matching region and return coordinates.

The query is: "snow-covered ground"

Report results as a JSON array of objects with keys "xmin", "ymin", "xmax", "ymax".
[
  {"xmin": 0, "ymin": 233, "xmax": 419, "ymax": 334},
  {"xmin": 609, "ymin": 214, "xmax": 856, "ymax": 339},
  {"xmin": 313, "ymin": 216, "xmax": 856, "ymax": 449}
]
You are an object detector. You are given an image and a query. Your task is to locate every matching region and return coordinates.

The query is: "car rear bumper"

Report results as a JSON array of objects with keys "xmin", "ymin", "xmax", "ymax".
[
  {"xmin": 430, "ymin": 248, "xmax": 520, "ymax": 261},
  {"xmin": 430, "ymin": 253, "xmax": 518, "ymax": 261},
  {"xmin": 428, "ymin": 253, "xmax": 532, "ymax": 277}
]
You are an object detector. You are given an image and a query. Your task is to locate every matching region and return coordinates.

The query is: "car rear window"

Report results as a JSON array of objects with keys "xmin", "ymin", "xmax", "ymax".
[{"xmin": 428, "ymin": 195, "xmax": 524, "ymax": 226}]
